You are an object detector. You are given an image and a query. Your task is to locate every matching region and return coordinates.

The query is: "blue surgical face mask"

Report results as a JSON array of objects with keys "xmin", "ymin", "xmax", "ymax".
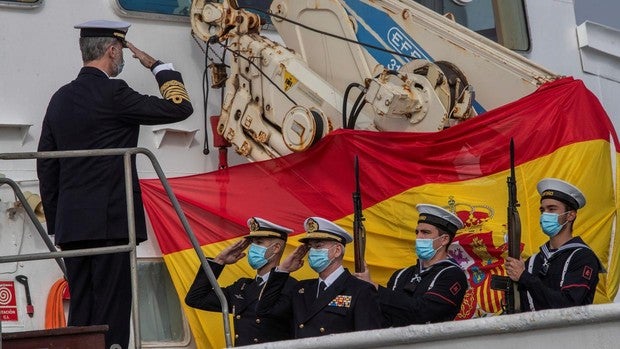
[
  {"xmin": 247, "ymin": 243, "xmax": 273, "ymax": 270},
  {"xmin": 308, "ymin": 247, "xmax": 334, "ymax": 273},
  {"xmin": 415, "ymin": 236, "xmax": 442, "ymax": 261},
  {"xmin": 540, "ymin": 212, "xmax": 569, "ymax": 237}
]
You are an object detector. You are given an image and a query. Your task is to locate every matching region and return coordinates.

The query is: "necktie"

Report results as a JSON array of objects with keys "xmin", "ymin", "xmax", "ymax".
[{"xmin": 317, "ymin": 281, "xmax": 327, "ymax": 298}]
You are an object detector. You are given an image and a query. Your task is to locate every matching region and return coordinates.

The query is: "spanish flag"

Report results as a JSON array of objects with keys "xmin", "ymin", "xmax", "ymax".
[{"xmin": 141, "ymin": 77, "xmax": 620, "ymax": 348}]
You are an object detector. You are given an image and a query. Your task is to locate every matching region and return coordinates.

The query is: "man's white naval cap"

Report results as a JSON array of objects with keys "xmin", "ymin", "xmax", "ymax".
[
  {"xmin": 299, "ymin": 217, "xmax": 353, "ymax": 245},
  {"xmin": 416, "ymin": 204, "xmax": 464, "ymax": 236},
  {"xmin": 245, "ymin": 217, "xmax": 293, "ymax": 241},
  {"xmin": 537, "ymin": 178, "xmax": 586, "ymax": 210},
  {"xmin": 74, "ymin": 20, "xmax": 131, "ymax": 43}
]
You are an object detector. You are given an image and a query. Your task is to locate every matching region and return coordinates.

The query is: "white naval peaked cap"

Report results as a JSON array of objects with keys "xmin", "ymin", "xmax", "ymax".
[
  {"xmin": 246, "ymin": 217, "xmax": 293, "ymax": 241},
  {"xmin": 537, "ymin": 178, "xmax": 586, "ymax": 210},
  {"xmin": 74, "ymin": 20, "xmax": 131, "ymax": 41},
  {"xmin": 416, "ymin": 204, "xmax": 464, "ymax": 235},
  {"xmin": 299, "ymin": 217, "xmax": 353, "ymax": 244}
]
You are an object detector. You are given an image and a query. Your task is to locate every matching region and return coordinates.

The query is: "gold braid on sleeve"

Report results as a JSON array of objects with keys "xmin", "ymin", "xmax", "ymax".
[{"xmin": 160, "ymin": 80, "xmax": 190, "ymax": 104}]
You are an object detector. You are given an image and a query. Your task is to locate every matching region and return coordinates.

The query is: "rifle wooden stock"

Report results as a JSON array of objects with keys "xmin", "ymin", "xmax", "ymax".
[{"xmin": 353, "ymin": 156, "xmax": 366, "ymax": 273}]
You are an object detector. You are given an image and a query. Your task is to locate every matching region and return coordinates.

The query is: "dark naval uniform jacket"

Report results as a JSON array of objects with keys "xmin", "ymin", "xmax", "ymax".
[
  {"xmin": 37, "ymin": 66, "xmax": 192, "ymax": 245},
  {"xmin": 258, "ymin": 268, "xmax": 382, "ymax": 338},
  {"xmin": 378, "ymin": 258, "xmax": 467, "ymax": 326},
  {"xmin": 518, "ymin": 236, "xmax": 601, "ymax": 311},
  {"xmin": 185, "ymin": 261, "xmax": 297, "ymax": 346}
]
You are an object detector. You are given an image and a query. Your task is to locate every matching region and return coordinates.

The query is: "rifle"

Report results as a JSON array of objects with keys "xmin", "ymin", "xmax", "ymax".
[
  {"xmin": 491, "ymin": 138, "xmax": 522, "ymax": 314},
  {"xmin": 352, "ymin": 155, "xmax": 366, "ymax": 273}
]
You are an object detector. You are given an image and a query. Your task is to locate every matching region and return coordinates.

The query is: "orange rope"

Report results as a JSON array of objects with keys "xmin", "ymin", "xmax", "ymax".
[{"xmin": 45, "ymin": 278, "xmax": 68, "ymax": 329}]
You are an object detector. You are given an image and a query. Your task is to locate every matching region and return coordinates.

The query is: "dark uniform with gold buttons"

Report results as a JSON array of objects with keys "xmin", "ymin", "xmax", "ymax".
[
  {"xmin": 185, "ymin": 218, "xmax": 297, "ymax": 346},
  {"xmin": 258, "ymin": 217, "xmax": 382, "ymax": 338},
  {"xmin": 37, "ymin": 20, "xmax": 193, "ymax": 349}
]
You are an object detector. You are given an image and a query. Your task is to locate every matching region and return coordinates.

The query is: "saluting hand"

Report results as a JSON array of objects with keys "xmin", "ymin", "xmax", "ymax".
[
  {"xmin": 125, "ymin": 41, "xmax": 158, "ymax": 69},
  {"xmin": 278, "ymin": 244, "xmax": 309, "ymax": 273},
  {"xmin": 214, "ymin": 238, "xmax": 250, "ymax": 265},
  {"xmin": 505, "ymin": 256, "xmax": 525, "ymax": 282}
]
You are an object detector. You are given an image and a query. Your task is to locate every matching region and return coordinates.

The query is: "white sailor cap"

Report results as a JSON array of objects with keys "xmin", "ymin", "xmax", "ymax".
[
  {"xmin": 416, "ymin": 204, "xmax": 464, "ymax": 236},
  {"xmin": 74, "ymin": 20, "xmax": 130, "ymax": 43},
  {"xmin": 537, "ymin": 178, "xmax": 586, "ymax": 210},
  {"xmin": 246, "ymin": 217, "xmax": 293, "ymax": 241},
  {"xmin": 299, "ymin": 217, "xmax": 353, "ymax": 245}
]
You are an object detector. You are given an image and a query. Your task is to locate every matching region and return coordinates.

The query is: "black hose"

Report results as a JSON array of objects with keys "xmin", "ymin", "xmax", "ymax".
[
  {"xmin": 343, "ymin": 82, "xmax": 365, "ymax": 129},
  {"xmin": 202, "ymin": 40, "xmax": 211, "ymax": 155}
]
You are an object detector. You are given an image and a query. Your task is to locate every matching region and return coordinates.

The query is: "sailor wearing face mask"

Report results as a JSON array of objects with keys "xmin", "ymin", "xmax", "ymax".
[
  {"xmin": 257, "ymin": 216, "xmax": 382, "ymax": 338},
  {"xmin": 355, "ymin": 203, "xmax": 467, "ymax": 326},
  {"xmin": 505, "ymin": 178, "xmax": 602, "ymax": 311},
  {"xmin": 185, "ymin": 217, "xmax": 297, "ymax": 346}
]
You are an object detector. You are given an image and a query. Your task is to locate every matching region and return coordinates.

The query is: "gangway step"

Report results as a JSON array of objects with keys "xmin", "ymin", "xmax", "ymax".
[{"xmin": 1, "ymin": 325, "xmax": 108, "ymax": 349}]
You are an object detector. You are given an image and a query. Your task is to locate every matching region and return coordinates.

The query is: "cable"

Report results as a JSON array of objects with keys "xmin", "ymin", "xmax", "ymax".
[
  {"xmin": 348, "ymin": 100, "xmax": 367, "ymax": 129},
  {"xmin": 347, "ymin": 88, "xmax": 367, "ymax": 129},
  {"xmin": 202, "ymin": 39, "xmax": 211, "ymax": 155},
  {"xmin": 342, "ymin": 83, "xmax": 365, "ymax": 128},
  {"xmin": 242, "ymin": 6, "xmax": 420, "ymax": 61},
  {"xmin": 215, "ymin": 41, "xmax": 298, "ymax": 105}
]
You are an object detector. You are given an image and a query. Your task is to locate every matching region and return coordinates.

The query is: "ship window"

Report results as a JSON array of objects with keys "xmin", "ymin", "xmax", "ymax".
[
  {"xmin": 112, "ymin": 0, "xmax": 192, "ymax": 21},
  {"xmin": 0, "ymin": 0, "xmax": 42, "ymax": 9},
  {"xmin": 415, "ymin": 0, "xmax": 530, "ymax": 51},
  {"xmin": 237, "ymin": 0, "xmax": 274, "ymax": 24},
  {"xmin": 138, "ymin": 259, "xmax": 190, "ymax": 345},
  {"xmin": 113, "ymin": 0, "xmax": 274, "ymax": 24}
]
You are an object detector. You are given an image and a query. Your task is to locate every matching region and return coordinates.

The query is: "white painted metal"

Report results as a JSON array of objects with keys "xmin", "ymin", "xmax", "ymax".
[
  {"xmin": 577, "ymin": 21, "xmax": 620, "ymax": 84},
  {"xmin": 241, "ymin": 303, "xmax": 620, "ymax": 349},
  {"xmin": 272, "ymin": 0, "xmax": 556, "ymax": 112},
  {"xmin": 2, "ymin": 1, "xmax": 620, "ymax": 348}
]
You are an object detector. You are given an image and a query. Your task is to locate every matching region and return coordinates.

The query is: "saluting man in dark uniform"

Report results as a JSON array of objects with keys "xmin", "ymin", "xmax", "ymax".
[
  {"xmin": 258, "ymin": 217, "xmax": 382, "ymax": 338},
  {"xmin": 37, "ymin": 20, "xmax": 193, "ymax": 349},
  {"xmin": 185, "ymin": 217, "xmax": 297, "ymax": 346},
  {"xmin": 356, "ymin": 204, "xmax": 468, "ymax": 326},
  {"xmin": 505, "ymin": 178, "xmax": 601, "ymax": 311}
]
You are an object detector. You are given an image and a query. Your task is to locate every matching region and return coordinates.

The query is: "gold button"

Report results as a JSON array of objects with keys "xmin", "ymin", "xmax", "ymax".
[
  {"xmin": 254, "ymin": 338, "xmax": 259, "ymax": 343},
  {"xmin": 299, "ymin": 324, "xmax": 304, "ymax": 329},
  {"xmin": 235, "ymin": 334, "xmax": 239, "ymax": 339},
  {"xmin": 255, "ymin": 318, "xmax": 261, "ymax": 324},
  {"xmin": 320, "ymin": 327, "xmax": 325, "ymax": 333},
  {"xmin": 235, "ymin": 315, "xmax": 241, "ymax": 319}
]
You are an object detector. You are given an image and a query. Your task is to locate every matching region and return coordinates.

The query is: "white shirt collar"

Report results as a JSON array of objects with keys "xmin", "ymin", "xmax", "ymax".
[
  {"xmin": 319, "ymin": 265, "xmax": 345, "ymax": 288},
  {"xmin": 256, "ymin": 271, "xmax": 270, "ymax": 285}
]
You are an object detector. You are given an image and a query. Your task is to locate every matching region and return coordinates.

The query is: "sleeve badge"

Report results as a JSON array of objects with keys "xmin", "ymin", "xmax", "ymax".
[{"xmin": 450, "ymin": 282, "xmax": 462, "ymax": 295}]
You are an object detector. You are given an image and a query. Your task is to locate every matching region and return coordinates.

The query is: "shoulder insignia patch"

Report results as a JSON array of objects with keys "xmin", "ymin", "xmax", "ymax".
[
  {"xmin": 582, "ymin": 265, "xmax": 593, "ymax": 280},
  {"xmin": 450, "ymin": 282, "xmax": 461, "ymax": 295}
]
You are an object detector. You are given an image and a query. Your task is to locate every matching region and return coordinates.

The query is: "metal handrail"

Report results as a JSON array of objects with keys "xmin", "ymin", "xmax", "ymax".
[
  {"xmin": 0, "ymin": 148, "xmax": 233, "ymax": 348},
  {"xmin": 0, "ymin": 177, "xmax": 67, "ymax": 276}
]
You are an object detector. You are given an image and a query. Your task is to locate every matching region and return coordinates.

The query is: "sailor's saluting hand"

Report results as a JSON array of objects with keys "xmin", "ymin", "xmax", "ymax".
[
  {"xmin": 213, "ymin": 238, "xmax": 251, "ymax": 265},
  {"xmin": 277, "ymin": 244, "xmax": 309, "ymax": 272}
]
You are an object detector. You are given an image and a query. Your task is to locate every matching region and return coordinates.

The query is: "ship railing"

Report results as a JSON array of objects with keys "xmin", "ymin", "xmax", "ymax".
[{"xmin": 0, "ymin": 147, "xmax": 233, "ymax": 348}]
